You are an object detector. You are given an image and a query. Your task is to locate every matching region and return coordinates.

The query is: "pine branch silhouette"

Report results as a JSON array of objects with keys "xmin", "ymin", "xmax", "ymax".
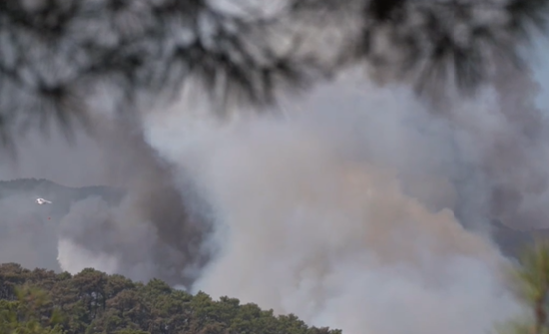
[{"xmin": 0, "ymin": 0, "xmax": 548, "ymax": 146}]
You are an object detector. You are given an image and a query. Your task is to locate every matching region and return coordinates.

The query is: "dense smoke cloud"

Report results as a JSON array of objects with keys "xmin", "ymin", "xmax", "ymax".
[
  {"xmin": 55, "ymin": 120, "xmax": 213, "ymax": 287},
  {"xmin": 138, "ymin": 73, "xmax": 534, "ymax": 334},
  {"xmin": 57, "ymin": 126, "xmax": 212, "ymax": 287},
  {"xmin": 482, "ymin": 61, "xmax": 549, "ymax": 230},
  {"xmin": 2, "ymin": 1, "xmax": 549, "ymax": 334},
  {"xmin": 2, "ymin": 61, "xmax": 547, "ymax": 333},
  {"xmin": 0, "ymin": 117, "xmax": 213, "ymax": 288}
]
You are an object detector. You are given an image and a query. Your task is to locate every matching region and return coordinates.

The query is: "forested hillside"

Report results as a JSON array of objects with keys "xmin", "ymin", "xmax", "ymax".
[{"xmin": 0, "ymin": 263, "xmax": 339, "ymax": 334}]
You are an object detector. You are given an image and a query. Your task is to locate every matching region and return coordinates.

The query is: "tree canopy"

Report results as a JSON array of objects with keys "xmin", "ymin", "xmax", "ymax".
[{"xmin": 0, "ymin": 263, "xmax": 340, "ymax": 334}]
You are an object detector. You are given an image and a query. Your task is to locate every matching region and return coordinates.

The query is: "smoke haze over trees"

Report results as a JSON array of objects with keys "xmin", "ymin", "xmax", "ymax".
[{"xmin": 3, "ymin": 1, "xmax": 549, "ymax": 334}]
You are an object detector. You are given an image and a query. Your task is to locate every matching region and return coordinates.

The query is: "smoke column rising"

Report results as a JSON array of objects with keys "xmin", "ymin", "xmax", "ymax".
[
  {"xmin": 0, "ymin": 115, "xmax": 213, "ymax": 287},
  {"xmin": 55, "ymin": 119, "xmax": 213, "ymax": 287},
  {"xmin": 141, "ymin": 73, "xmax": 527, "ymax": 334},
  {"xmin": 1, "ymin": 58, "xmax": 544, "ymax": 334},
  {"xmin": 2, "ymin": 0, "xmax": 549, "ymax": 331}
]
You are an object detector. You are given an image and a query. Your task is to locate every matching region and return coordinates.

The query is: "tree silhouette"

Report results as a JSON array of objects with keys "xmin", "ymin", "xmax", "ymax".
[
  {"xmin": 499, "ymin": 242, "xmax": 549, "ymax": 334},
  {"xmin": 356, "ymin": 0, "xmax": 549, "ymax": 95},
  {"xmin": 1, "ymin": 0, "xmax": 549, "ymax": 146}
]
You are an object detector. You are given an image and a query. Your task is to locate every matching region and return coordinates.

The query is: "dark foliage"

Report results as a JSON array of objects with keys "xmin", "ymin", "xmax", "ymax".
[
  {"xmin": 1, "ymin": 0, "xmax": 549, "ymax": 145},
  {"xmin": 355, "ymin": 0, "xmax": 549, "ymax": 97},
  {"xmin": 0, "ymin": 0, "xmax": 318, "ymax": 146},
  {"xmin": 0, "ymin": 263, "xmax": 341, "ymax": 334}
]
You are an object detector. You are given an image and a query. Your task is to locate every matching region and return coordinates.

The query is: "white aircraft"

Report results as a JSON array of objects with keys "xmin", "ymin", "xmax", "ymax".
[{"xmin": 36, "ymin": 198, "xmax": 52, "ymax": 205}]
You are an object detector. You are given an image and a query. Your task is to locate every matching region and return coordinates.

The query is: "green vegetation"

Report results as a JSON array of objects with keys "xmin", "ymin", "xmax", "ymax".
[
  {"xmin": 0, "ymin": 285, "xmax": 64, "ymax": 334},
  {"xmin": 0, "ymin": 263, "xmax": 340, "ymax": 334},
  {"xmin": 498, "ymin": 242, "xmax": 549, "ymax": 334},
  {"xmin": 8, "ymin": 241, "xmax": 549, "ymax": 334}
]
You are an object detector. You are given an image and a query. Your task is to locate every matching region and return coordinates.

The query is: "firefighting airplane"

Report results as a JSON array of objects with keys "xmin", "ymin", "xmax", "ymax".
[{"xmin": 35, "ymin": 198, "xmax": 52, "ymax": 205}]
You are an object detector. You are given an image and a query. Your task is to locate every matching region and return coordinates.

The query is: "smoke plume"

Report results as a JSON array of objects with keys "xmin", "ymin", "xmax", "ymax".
[
  {"xmin": 0, "ymin": 116, "xmax": 213, "ymax": 287},
  {"xmin": 3, "ymin": 1, "xmax": 549, "ymax": 333},
  {"xmin": 54, "ymin": 118, "xmax": 212, "ymax": 287},
  {"xmin": 137, "ymin": 70, "xmax": 544, "ymax": 334},
  {"xmin": 3, "ymin": 62, "xmax": 544, "ymax": 333}
]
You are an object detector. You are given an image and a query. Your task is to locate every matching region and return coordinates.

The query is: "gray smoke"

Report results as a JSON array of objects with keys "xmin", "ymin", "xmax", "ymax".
[
  {"xmin": 483, "ymin": 61, "xmax": 549, "ymax": 230},
  {"xmin": 54, "ymin": 119, "xmax": 212, "ymax": 287},
  {"xmin": 0, "ymin": 116, "xmax": 213, "ymax": 287},
  {"xmin": 2, "ymin": 1, "xmax": 549, "ymax": 333},
  {"xmin": 139, "ymin": 73, "xmax": 531, "ymax": 334},
  {"xmin": 0, "ymin": 122, "xmax": 109, "ymax": 272},
  {"xmin": 49, "ymin": 55, "xmax": 549, "ymax": 334},
  {"xmin": 0, "ymin": 194, "xmax": 61, "ymax": 271}
]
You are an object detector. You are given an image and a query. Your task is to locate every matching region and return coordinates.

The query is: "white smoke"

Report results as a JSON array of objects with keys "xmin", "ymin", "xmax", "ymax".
[
  {"xmin": 141, "ymin": 75, "xmax": 523, "ymax": 334},
  {"xmin": 57, "ymin": 238, "xmax": 120, "ymax": 275}
]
